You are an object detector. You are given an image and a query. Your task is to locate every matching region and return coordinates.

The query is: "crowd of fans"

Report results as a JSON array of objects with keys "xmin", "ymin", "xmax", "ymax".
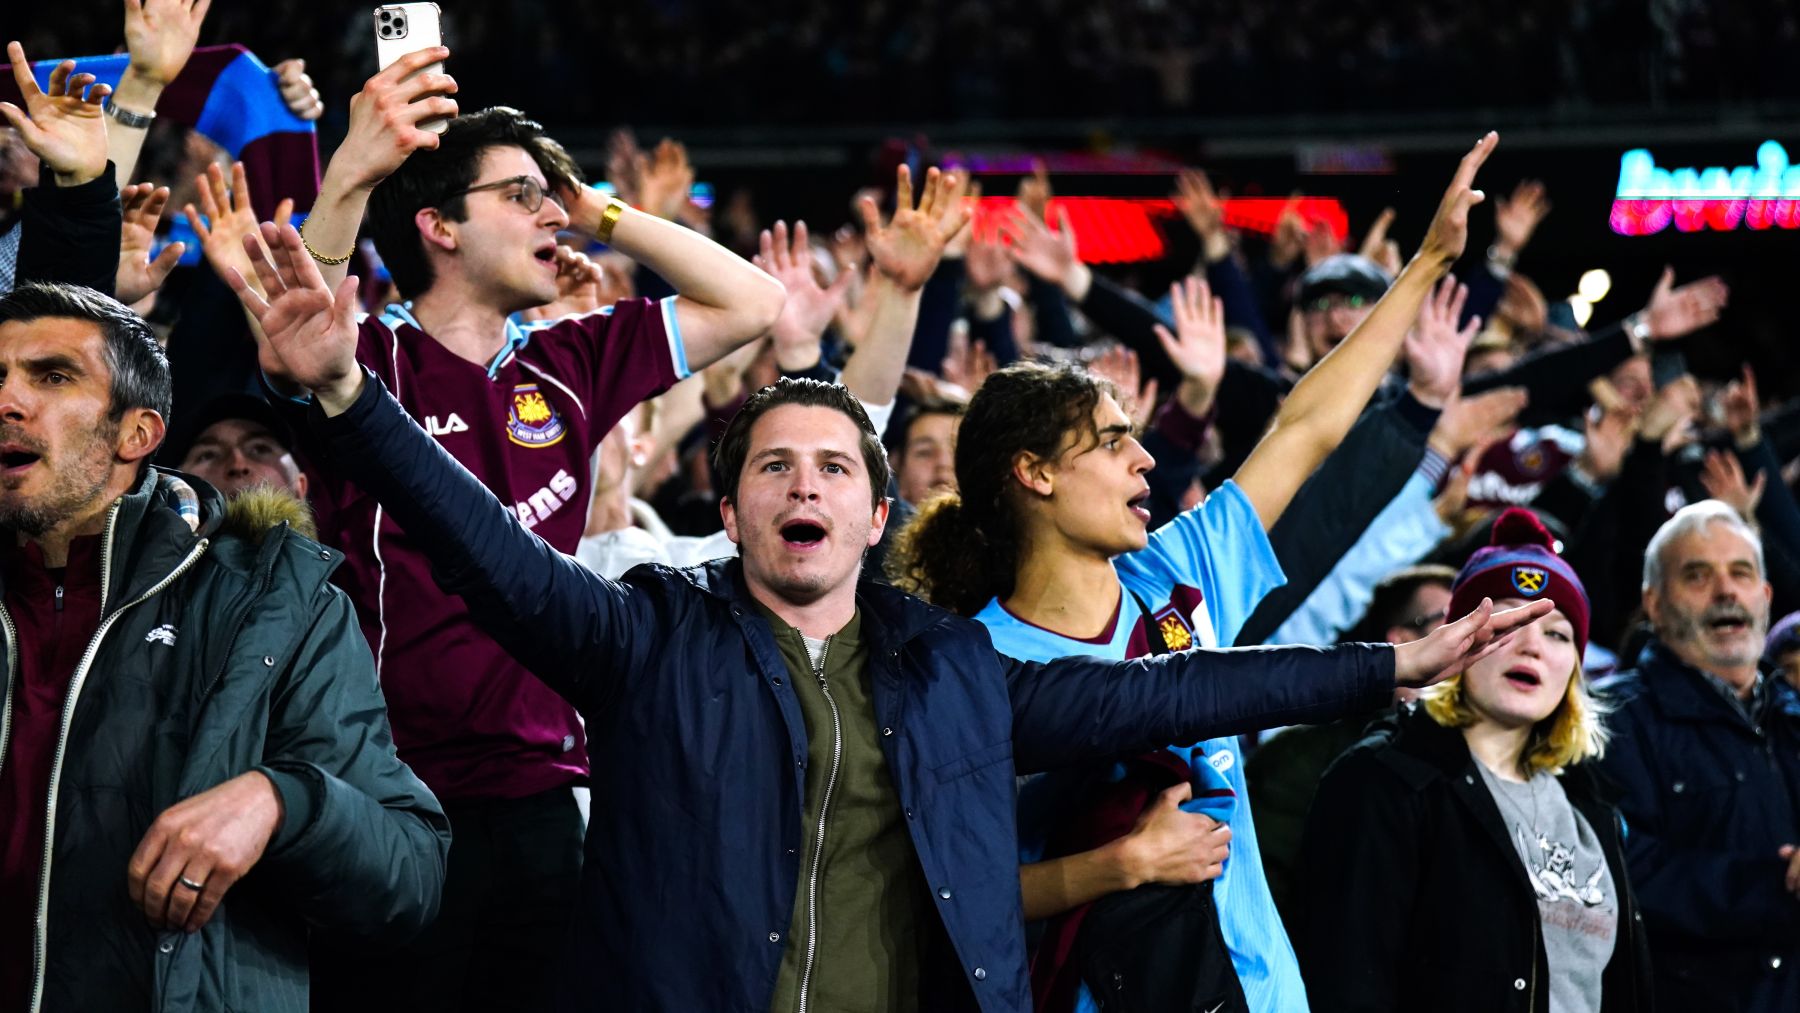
[
  {"xmin": 20, "ymin": 0, "xmax": 1800, "ymax": 131},
  {"xmin": 4, "ymin": 2, "xmax": 1800, "ymax": 1012}
]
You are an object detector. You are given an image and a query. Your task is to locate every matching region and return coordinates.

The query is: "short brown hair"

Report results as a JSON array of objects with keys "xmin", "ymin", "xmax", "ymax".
[{"xmin": 712, "ymin": 378, "xmax": 890, "ymax": 508}]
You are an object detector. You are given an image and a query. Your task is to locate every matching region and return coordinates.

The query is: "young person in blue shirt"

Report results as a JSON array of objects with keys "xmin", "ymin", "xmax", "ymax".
[{"xmin": 889, "ymin": 134, "xmax": 1502, "ymax": 1013}]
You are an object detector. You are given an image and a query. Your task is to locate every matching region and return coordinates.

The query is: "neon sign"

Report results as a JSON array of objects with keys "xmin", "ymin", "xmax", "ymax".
[{"xmin": 1611, "ymin": 141, "xmax": 1800, "ymax": 235}]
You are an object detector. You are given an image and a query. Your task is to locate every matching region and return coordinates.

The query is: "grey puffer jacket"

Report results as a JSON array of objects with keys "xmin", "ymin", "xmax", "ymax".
[{"xmin": 4, "ymin": 470, "xmax": 449, "ymax": 1013}]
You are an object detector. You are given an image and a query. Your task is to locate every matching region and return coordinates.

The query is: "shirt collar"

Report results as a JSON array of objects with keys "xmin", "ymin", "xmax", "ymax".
[{"xmin": 380, "ymin": 301, "xmax": 530, "ymax": 380}]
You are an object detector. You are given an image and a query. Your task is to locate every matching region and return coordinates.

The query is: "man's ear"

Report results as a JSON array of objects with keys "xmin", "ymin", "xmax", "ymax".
[
  {"xmin": 1010, "ymin": 450, "xmax": 1055, "ymax": 499},
  {"xmin": 1642, "ymin": 582, "xmax": 1662, "ymax": 629},
  {"xmin": 416, "ymin": 207, "xmax": 457, "ymax": 254},
  {"xmin": 866, "ymin": 496, "xmax": 891, "ymax": 548},
  {"xmin": 720, "ymin": 495, "xmax": 741, "ymax": 546},
  {"xmin": 115, "ymin": 409, "xmax": 165, "ymax": 466}
]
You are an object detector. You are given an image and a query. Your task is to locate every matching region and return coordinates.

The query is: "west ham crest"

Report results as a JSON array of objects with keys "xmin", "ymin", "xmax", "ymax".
[{"xmin": 507, "ymin": 384, "xmax": 566, "ymax": 448}]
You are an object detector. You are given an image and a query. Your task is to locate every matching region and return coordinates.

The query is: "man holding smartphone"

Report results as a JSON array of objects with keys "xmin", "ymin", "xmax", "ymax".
[{"xmin": 254, "ymin": 49, "xmax": 784, "ymax": 1011}]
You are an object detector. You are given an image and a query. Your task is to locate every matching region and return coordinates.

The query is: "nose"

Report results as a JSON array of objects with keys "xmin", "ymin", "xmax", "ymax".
[
  {"xmin": 0, "ymin": 375, "xmax": 30, "ymax": 422},
  {"xmin": 542, "ymin": 194, "xmax": 570, "ymax": 231},
  {"xmin": 786, "ymin": 470, "xmax": 821, "ymax": 502},
  {"xmin": 226, "ymin": 447, "xmax": 253, "ymax": 477},
  {"xmin": 1132, "ymin": 440, "xmax": 1156, "ymax": 475}
]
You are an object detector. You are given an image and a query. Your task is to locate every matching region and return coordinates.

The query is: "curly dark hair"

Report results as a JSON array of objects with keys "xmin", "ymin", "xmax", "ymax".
[{"xmin": 888, "ymin": 362, "xmax": 1114, "ymax": 615}]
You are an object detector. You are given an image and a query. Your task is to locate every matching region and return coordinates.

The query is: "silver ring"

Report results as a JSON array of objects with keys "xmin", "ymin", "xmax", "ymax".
[{"xmin": 176, "ymin": 876, "xmax": 206, "ymax": 892}]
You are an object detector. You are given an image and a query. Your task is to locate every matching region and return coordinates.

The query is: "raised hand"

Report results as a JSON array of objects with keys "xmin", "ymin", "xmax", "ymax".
[
  {"xmin": 858, "ymin": 165, "xmax": 971, "ymax": 291},
  {"xmin": 1358, "ymin": 207, "xmax": 1403, "ymax": 277},
  {"xmin": 1642, "ymin": 267, "xmax": 1729, "ymax": 341},
  {"xmin": 223, "ymin": 222, "xmax": 363, "ymax": 406},
  {"xmin": 1405, "ymin": 276, "xmax": 1482, "ymax": 408},
  {"xmin": 1, "ymin": 44, "xmax": 111, "ymax": 186},
  {"xmin": 1428, "ymin": 386, "xmax": 1528, "ymax": 460},
  {"xmin": 116, "ymin": 184, "xmax": 185, "ymax": 304},
  {"xmin": 1577, "ymin": 405, "xmax": 1636, "ymax": 484},
  {"xmin": 1433, "ymin": 449, "xmax": 1476, "ymax": 524},
  {"xmin": 273, "ymin": 58, "xmax": 324, "ymax": 121},
  {"xmin": 127, "ymin": 770, "xmax": 281, "ymax": 933},
  {"xmin": 1700, "ymin": 449, "xmax": 1766, "ymax": 520},
  {"xmin": 1154, "ymin": 275, "xmax": 1227, "ymax": 407},
  {"xmin": 999, "ymin": 201, "xmax": 1083, "ymax": 293},
  {"xmin": 331, "ymin": 48, "xmax": 457, "ymax": 191},
  {"xmin": 184, "ymin": 161, "xmax": 293, "ymax": 294},
  {"xmin": 1269, "ymin": 194, "xmax": 1307, "ymax": 270},
  {"xmin": 1494, "ymin": 179, "xmax": 1551, "ymax": 257},
  {"xmin": 940, "ymin": 328, "xmax": 997, "ymax": 397},
  {"xmin": 1721, "ymin": 365, "xmax": 1761, "ymax": 447},
  {"xmin": 1173, "ymin": 168, "xmax": 1231, "ymax": 263},
  {"xmin": 123, "ymin": 0, "xmax": 210, "ymax": 87},
  {"xmin": 1393, "ymin": 597, "xmax": 1556, "ymax": 688},
  {"xmin": 1639, "ymin": 375, "xmax": 1701, "ymax": 445},
  {"xmin": 755, "ymin": 220, "xmax": 853, "ymax": 369},
  {"xmin": 964, "ymin": 228, "xmax": 1011, "ymax": 294},
  {"xmin": 635, "ymin": 138, "xmax": 695, "ymax": 222},
  {"xmin": 521, "ymin": 246, "xmax": 606, "ymax": 323},
  {"xmin": 1416, "ymin": 132, "xmax": 1499, "ymax": 272},
  {"xmin": 1089, "ymin": 345, "xmax": 1160, "ymax": 430}
]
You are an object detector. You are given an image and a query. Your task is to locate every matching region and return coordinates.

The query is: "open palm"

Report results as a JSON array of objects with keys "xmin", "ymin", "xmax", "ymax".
[
  {"xmin": 224, "ymin": 223, "xmax": 362, "ymax": 398},
  {"xmin": 859, "ymin": 165, "xmax": 969, "ymax": 290}
]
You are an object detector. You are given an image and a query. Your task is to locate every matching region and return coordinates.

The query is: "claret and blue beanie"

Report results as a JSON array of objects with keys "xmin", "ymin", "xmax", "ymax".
[{"xmin": 1448, "ymin": 507, "xmax": 1591, "ymax": 657}]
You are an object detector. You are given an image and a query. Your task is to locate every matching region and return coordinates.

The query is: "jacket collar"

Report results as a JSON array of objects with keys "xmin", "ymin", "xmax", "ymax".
[
  {"xmin": 1369, "ymin": 704, "xmax": 1618, "ymax": 807},
  {"xmin": 686, "ymin": 557, "xmax": 948, "ymax": 651},
  {"xmin": 1632, "ymin": 639, "xmax": 1770, "ymax": 728},
  {"xmin": 94, "ymin": 467, "xmax": 225, "ymax": 611}
]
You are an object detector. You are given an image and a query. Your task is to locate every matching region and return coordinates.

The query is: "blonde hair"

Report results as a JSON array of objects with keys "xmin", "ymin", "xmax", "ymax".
[{"xmin": 1420, "ymin": 664, "xmax": 1610, "ymax": 775}]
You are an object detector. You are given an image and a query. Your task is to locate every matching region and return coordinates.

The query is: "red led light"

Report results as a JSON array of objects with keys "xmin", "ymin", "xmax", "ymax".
[{"xmin": 971, "ymin": 196, "xmax": 1349, "ymax": 264}]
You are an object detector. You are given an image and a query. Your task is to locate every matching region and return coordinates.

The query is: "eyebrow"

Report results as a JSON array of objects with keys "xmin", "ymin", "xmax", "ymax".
[
  {"xmin": 11, "ymin": 355, "xmax": 86, "ymax": 377},
  {"xmin": 748, "ymin": 447, "xmax": 859, "ymax": 466}
]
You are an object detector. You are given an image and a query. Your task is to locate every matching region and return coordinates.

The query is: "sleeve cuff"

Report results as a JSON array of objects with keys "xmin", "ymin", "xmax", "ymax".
[
  {"xmin": 34, "ymin": 160, "xmax": 118, "ymax": 203},
  {"xmin": 1394, "ymin": 390, "xmax": 1443, "ymax": 439},
  {"xmin": 1417, "ymin": 447, "xmax": 1451, "ymax": 489},
  {"xmin": 257, "ymin": 763, "xmax": 324, "ymax": 854}
]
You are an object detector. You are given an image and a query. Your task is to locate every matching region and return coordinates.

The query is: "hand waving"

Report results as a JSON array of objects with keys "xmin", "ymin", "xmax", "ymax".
[
  {"xmin": 859, "ymin": 165, "xmax": 971, "ymax": 291},
  {"xmin": 1, "ymin": 43, "xmax": 111, "ymax": 186},
  {"xmin": 1415, "ymin": 132, "xmax": 1498, "ymax": 271},
  {"xmin": 222, "ymin": 223, "xmax": 363, "ymax": 407},
  {"xmin": 1154, "ymin": 276, "xmax": 1227, "ymax": 397},
  {"xmin": 755, "ymin": 220, "xmax": 853, "ymax": 369},
  {"xmin": 116, "ymin": 184, "xmax": 186, "ymax": 304}
]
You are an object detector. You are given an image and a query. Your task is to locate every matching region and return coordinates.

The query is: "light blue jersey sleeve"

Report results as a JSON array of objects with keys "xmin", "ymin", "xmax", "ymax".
[
  {"xmin": 1119, "ymin": 479, "xmax": 1286, "ymax": 648},
  {"xmin": 1270, "ymin": 469, "xmax": 1450, "ymax": 646}
]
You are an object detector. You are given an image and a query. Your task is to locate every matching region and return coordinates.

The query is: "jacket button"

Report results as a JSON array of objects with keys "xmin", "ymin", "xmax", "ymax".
[
  {"xmin": 1736, "ymin": 771, "xmax": 1747, "ymax": 783},
  {"xmin": 905, "ymin": 808, "xmax": 915, "ymax": 820},
  {"xmin": 769, "ymin": 932, "xmax": 780, "ymax": 943},
  {"xmin": 1772, "ymin": 956, "xmax": 1784, "ymax": 970},
  {"xmin": 796, "ymin": 758, "xmax": 805, "ymax": 768},
  {"xmin": 1672, "ymin": 781, "xmax": 1686, "ymax": 794},
  {"xmin": 317, "ymin": 548, "xmax": 330, "ymax": 560},
  {"xmin": 263, "ymin": 656, "xmax": 275, "ymax": 666},
  {"xmin": 973, "ymin": 967, "xmax": 986, "ymax": 981},
  {"xmin": 1513, "ymin": 979, "xmax": 1525, "ymax": 990},
  {"xmin": 159, "ymin": 940, "xmax": 175, "ymax": 954},
  {"xmin": 1464, "ymin": 774, "xmax": 1475, "ymax": 785},
  {"xmin": 773, "ymin": 677, "xmax": 783, "ymax": 687},
  {"xmin": 938, "ymin": 887, "xmax": 952, "ymax": 900},
  {"xmin": 882, "ymin": 727, "xmax": 894, "ymax": 737}
]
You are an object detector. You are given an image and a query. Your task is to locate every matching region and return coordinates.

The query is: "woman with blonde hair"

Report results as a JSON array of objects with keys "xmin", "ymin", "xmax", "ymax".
[{"xmin": 1297, "ymin": 508, "xmax": 1652, "ymax": 1013}]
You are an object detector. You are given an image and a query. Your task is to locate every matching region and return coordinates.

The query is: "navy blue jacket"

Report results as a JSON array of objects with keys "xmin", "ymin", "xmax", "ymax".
[
  {"xmin": 1597, "ymin": 641, "xmax": 1800, "ymax": 1013},
  {"xmin": 308, "ymin": 369, "xmax": 1397, "ymax": 1012}
]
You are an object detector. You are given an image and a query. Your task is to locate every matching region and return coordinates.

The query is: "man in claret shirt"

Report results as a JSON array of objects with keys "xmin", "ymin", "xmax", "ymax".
[{"xmin": 245, "ymin": 52, "xmax": 784, "ymax": 1012}]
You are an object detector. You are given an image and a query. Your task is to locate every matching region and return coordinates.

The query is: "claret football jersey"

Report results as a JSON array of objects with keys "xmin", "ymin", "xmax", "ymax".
[{"xmin": 291, "ymin": 297, "xmax": 688, "ymax": 801}]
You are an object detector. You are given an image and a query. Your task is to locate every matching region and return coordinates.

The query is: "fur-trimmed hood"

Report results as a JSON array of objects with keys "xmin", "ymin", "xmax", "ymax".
[{"xmin": 220, "ymin": 484, "xmax": 317, "ymax": 543}]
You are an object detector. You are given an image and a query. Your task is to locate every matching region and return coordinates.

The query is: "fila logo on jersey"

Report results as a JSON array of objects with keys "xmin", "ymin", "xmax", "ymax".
[
  {"xmin": 508, "ymin": 384, "xmax": 567, "ymax": 448},
  {"xmin": 425, "ymin": 413, "xmax": 470, "ymax": 437},
  {"xmin": 514, "ymin": 469, "xmax": 581, "ymax": 529},
  {"xmin": 145, "ymin": 624, "xmax": 178, "ymax": 646}
]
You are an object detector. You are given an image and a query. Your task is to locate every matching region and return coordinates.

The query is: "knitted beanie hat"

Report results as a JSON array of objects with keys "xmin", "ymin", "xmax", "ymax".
[{"xmin": 1449, "ymin": 507, "xmax": 1591, "ymax": 657}]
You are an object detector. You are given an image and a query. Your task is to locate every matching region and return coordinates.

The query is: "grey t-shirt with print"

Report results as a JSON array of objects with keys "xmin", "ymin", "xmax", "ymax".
[{"xmin": 1476, "ymin": 763, "xmax": 1618, "ymax": 1013}]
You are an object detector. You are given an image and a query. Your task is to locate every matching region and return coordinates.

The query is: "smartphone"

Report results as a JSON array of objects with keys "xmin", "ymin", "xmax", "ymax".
[{"xmin": 373, "ymin": 3, "xmax": 448, "ymax": 133}]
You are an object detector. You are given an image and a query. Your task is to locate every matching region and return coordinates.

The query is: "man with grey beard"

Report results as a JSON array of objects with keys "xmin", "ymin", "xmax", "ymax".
[{"xmin": 1600, "ymin": 500, "xmax": 1800, "ymax": 1013}]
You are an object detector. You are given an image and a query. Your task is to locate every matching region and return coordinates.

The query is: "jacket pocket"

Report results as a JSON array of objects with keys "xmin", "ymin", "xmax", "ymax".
[{"xmin": 933, "ymin": 739, "xmax": 1014, "ymax": 783}]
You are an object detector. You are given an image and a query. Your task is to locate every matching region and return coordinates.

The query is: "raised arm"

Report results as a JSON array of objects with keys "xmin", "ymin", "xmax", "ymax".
[
  {"xmin": 560, "ymin": 171, "xmax": 785, "ymax": 373},
  {"xmin": 223, "ymin": 222, "xmax": 653, "ymax": 715},
  {"xmin": 840, "ymin": 165, "xmax": 970, "ymax": 406},
  {"xmin": 107, "ymin": 0, "xmax": 210, "ymax": 183},
  {"xmin": 1230, "ymin": 132, "xmax": 1499, "ymax": 531}
]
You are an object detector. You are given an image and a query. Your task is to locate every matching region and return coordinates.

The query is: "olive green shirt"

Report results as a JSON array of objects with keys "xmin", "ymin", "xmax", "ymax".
[{"xmin": 758, "ymin": 603, "xmax": 929, "ymax": 1013}]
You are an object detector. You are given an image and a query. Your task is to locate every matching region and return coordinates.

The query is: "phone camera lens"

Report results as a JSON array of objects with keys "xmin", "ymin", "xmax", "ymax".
[{"xmin": 378, "ymin": 9, "xmax": 391, "ymax": 20}]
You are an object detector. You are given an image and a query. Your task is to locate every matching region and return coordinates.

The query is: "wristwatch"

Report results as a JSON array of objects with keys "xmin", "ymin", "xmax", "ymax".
[
  {"xmin": 1624, "ymin": 312, "xmax": 1653, "ymax": 351},
  {"xmin": 103, "ymin": 97, "xmax": 157, "ymax": 129}
]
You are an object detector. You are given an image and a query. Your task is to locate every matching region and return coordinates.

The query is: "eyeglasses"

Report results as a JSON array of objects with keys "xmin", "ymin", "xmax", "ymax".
[
  {"xmin": 441, "ymin": 175, "xmax": 563, "ymax": 214},
  {"xmin": 1304, "ymin": 293, "xmax": 1368, "ymax": 314}
]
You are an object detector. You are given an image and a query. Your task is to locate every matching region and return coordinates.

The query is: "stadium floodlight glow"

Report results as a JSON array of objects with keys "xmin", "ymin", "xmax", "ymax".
[
  {"xmin": 1568, "ymin": 296, "xmax": 1593, "ymax": 328},
  {"xmin": 1578, "ymin": 269, "xmax": 1612, "ymax": 303},
  {"xmin": 1611, "ymin": 141, "xmax": 1800, "ymax": 236}
]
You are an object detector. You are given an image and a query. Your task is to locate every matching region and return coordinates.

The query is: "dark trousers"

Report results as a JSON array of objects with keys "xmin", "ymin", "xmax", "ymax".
[{"xmin": 312, "ymin": 785, "xmax": 585, "ymax": 1012}]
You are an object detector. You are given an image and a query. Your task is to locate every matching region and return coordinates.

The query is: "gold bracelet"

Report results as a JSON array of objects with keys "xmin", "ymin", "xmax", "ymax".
[
  {"xmin": 596, "ymin": 197, "xmax": 628, "ymax": 245},
  {"xmin": 299, "ymin": 218, "xmax": 354, "ymax": 266}
]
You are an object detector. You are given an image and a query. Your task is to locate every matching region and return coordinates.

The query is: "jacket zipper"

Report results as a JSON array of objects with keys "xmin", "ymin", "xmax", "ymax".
[
  {"xmin": 796, "ymin": 634, "xmax": 839, "ymax": 1013},
  {"xmin": 29, "ymin": 505, "xmax": 209, "ymax": 1013},
  {"xmin": 1528, "ymin": 915, "xmax": 1540, "ymax": 1010},
  {"xmin": 0, "ymin": 601, "xmax": 19, "ymax": 786}
]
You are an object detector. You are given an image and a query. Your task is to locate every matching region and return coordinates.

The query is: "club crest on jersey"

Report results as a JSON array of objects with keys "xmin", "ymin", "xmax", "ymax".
[
  {"xmin": 507, "ymin": 384, "xmax": 566, "ymax": 448},
  {"xmin": 1152, "ymin": 606, "xmax": 1195, "ymax": 652},
  {"xmin": 1512, "ymin": 566, "xmax": 1548, "ymax": 595}
]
